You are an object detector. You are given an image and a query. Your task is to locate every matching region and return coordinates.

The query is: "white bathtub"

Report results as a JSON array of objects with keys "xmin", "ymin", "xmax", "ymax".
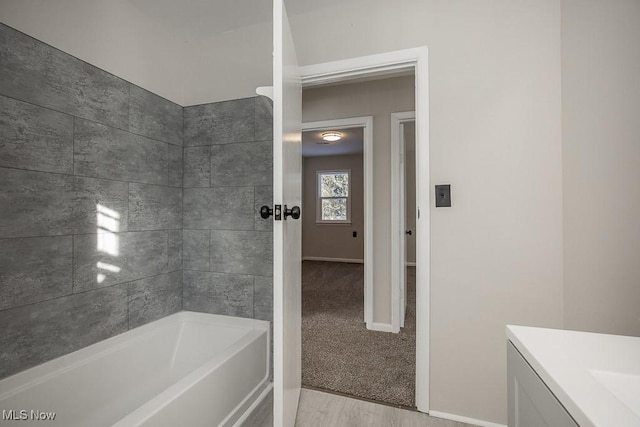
[{"xmin": 0, "ymin": 311, "xmax": 271, "ymax": 427}]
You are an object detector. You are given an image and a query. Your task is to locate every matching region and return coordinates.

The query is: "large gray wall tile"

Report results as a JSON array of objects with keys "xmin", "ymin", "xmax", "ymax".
[
  {"xmin": 210, "ymin": 141, "xmax": 272, "ymax": 187},
  {"xmin": 0, "ymin": 236, "xmax": 72, "ymax": 311},
  {"xmin": 254, "ymin": 276, "xmax": 273, "ymax": 321},
  {"xmin": 128, "ymin": 271, "xmax": 181, "ymax": 329},
  {"xmin": 73, "ymin": 231, "xmax": 168, "ymax": 292},
  {"xmin": 0, "ymin": 95, "xmax": 73, "ymax": 174},
  {"xmin": 0, "ymin": 168, "xmax": 128, "ymax": 238},
  {"xmin": 183, "ymin": 270, "xmax": 253, "ymax": 317},
  {"xmin": 183, "ymin": 229, "xmax": 210, "ymax": 271},
  {"xmin": 168, "ymin": 229, "xmax": 183, "ymax": 272},
  {"xmin": 129, "ymin": 85, "xmax": 183, "ymax": 146},
  {"xmin": 254, "ymin": 186, "xmax": 273, "ymax": 231},
  {"xmin": 128, "ymin": 183, "xmax": 182, "ymax": 231},
  {"xmin": 74, "ymin": 119, "xmax": 168, "ymax": 185},
  {"xmin": 183, "ymin": 187, "xmax": 254, "ymax": 230},
  {"xmin": 184, "ymin": 98, "xmax": 255, "ymax": 146},
  {"xmin": 210, "ymin": 230, "xmax": 273, "ymax": 276},
  {"xmin": 183, "ymin": 146, "xmax": 211, "ymax": 188},
  {"xmin": 0, "ymin": 284, "xmax": 128, "ymax": 379},
  {"xmin": 0, "ymin": 24, "xmax": 129, "ymax": 129},
  {"xmin": 168, "ymin": 145, "xmax": 183, "ymax": 188},
  {"xmin": 255, "ymin": 96, "xmax": 273, "ymax": 142}
]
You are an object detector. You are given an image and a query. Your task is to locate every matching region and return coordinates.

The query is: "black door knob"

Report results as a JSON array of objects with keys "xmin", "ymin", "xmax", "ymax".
[
  {"xmin": 260, "ymin": 205, "xmax": 273, "ymax": 219},
  {"xmin": 406, "ymin": 230, "xmax": 412, "ymax": 235},
  {"xmin": 284, "ymin": 205, "xmax": 301, "ymax": 220}
]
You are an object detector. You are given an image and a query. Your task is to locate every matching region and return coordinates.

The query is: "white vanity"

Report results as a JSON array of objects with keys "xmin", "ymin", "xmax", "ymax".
[{"xmin": 507, "ymin": 325, "xmax": 640, "ymax": 427}]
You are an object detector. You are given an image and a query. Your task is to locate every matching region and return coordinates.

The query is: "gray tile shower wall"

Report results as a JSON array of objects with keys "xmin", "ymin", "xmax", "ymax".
[
  {"xmin": 0, "ymin": 23, "xmax": 183, "ymax": 379},
  {"xmin": 183, "ymin": 96, "xmax": 273, "ymax": 322}
]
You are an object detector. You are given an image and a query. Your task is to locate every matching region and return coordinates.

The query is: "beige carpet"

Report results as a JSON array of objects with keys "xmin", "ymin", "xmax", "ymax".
[{"xmin": 301, "ymin": 261, "xmax": 416, "ymax": 408}]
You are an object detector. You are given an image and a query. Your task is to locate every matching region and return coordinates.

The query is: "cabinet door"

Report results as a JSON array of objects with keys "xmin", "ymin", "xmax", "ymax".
[{"xmin": 507, "ymin": 342, "xmax": 579, "ymax": 427}]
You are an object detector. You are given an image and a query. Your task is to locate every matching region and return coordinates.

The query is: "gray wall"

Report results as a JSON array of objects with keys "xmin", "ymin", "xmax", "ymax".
[
  {"xmin": 182, "ymin": 97, "xmax": 273, "ymax": 322},
  {"xmin": 0, "ymin": 23, "xmax": 183, "ymax": 379}
]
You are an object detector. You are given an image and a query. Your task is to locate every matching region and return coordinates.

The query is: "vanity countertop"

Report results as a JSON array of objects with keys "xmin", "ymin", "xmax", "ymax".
[{"xmin": 507, "ymin": 325, "xmax": 640, "ymax": 427}]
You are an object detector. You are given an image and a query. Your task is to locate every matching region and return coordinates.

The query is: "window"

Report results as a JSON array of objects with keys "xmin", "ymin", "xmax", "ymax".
[{"xmin": 316, "ymin": 170, "xmax": 351, "ymax": 223}]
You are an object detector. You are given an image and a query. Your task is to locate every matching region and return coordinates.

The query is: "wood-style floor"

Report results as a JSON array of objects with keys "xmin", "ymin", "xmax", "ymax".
[
  {"xmin": 295, "ymin": 389, "xmax": 478, "ymax": 427},
  {"xmin": 243, "ymin": 388, "xmax": 479, "ymax": 426}
]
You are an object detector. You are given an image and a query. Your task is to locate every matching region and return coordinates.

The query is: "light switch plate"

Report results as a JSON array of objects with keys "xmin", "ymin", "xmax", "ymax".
[{"xmin": 435, "ymin": 184, "xmax": 451, "ymax": 207}]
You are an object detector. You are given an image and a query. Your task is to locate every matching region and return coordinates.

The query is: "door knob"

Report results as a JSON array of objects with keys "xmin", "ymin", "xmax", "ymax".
[
  {"xmin": 260, "ymin": 205, "xmax": 273, "ymax": 219},
  {"xmin": 284, "ymin": 205, "xmax": 301, "ymax": 220},
  {"xmin": 406, "ymin": 230, "xmax": 412, "ymax": 235}
]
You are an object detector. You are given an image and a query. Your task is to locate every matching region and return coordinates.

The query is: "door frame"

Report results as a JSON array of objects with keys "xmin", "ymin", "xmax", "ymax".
[
  {"xmin": 301, "ymin": 116, "xmax": 374, "ymax": 328},
  {"xmin": 300, "ymin": 46, "xmax": 430, "ymax": 413},
  {"xmin": 391, "ymin": 111, "xmax": 416, "ymax": 331}
]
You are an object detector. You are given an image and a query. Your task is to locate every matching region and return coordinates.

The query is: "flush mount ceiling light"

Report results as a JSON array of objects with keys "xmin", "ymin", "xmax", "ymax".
[{"xmin": 321, "ymin": 131, "xmax": 342, "ymax": 142}]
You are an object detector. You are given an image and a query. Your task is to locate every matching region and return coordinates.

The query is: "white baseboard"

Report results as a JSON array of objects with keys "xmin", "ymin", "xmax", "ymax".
[
  {"xmin": 302, "ymin": 257, "xmax": 364, "ymax": 264},
  {"xmin": 406, "ymin": 262, "xmax": 416, "ymax": 267},
  {"xmin": 428, "ymin": 411, "xmax": 506, "ymax": 427},
  {"xmin": 366, "ymin": 322, "xmax": 398, "ymax": 333}
]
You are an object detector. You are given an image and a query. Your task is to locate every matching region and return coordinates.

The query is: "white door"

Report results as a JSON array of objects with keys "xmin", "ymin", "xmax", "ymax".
[
  {"xmin": 272, "ymin": 1, "xmax": 302, "ymax": 426},
  {"xmin": 399, "ymin": 122, "xmax": 407, "ymax": 328}
]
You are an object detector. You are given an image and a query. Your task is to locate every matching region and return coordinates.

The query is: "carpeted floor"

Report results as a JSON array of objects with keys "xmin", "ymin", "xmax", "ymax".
[{"xmin": 301, "ymin": 261, "xmax": 416, "ymax": 408}]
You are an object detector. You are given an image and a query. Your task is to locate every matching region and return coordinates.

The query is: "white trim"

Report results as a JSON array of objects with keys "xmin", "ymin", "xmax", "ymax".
[
  {"xmin": 428, "ymin": 411, "xmax": 507, "ymax": 427},
  {"xmin": 406, "ymin": 262, "xmax": 416, "ymax": 267},
  {"xmin": 302, "ymin": 116, "xmax": 374, "ymax": 329},
  {"xmin": 302, "ymin": 257, "xmax": 363, "ymax": 264},
  {"xmin": 300, "ymin": 47, "xmax": 425, "ymax": 88},
  {"xmin": 369, "ymin": 322, "xmax": 395, "ymax": 333},
  {"xmin": 390, "ymin": 111, "xmax": 416, "ymax": 334},
  {"xmin": 300, "ymin": 46, "xmax": 430, "ymax": 413}
]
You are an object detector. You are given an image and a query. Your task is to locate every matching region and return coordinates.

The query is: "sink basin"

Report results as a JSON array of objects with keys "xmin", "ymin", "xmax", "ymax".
[{"xmin": 590, "ymin": 370, "xmax": 640, "ymax": 418}]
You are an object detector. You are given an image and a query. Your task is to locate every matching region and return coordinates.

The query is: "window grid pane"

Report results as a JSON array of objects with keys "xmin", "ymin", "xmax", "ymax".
[
  {"xmin": 320, "ymin": 173, "xmax": 349, "ymax": 198},
  {"xmin": 321, "ymin": 198, "xmax": 348, "ymax": 221}
]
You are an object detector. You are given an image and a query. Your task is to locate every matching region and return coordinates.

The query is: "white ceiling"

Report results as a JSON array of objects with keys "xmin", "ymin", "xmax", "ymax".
[{"xmin": 302, "ymin": 127, "xmax": 363, "ymax": 157}]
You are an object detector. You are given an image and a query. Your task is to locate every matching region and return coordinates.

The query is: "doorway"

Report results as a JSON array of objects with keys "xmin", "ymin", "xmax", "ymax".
[
  {"xmin": 299, "ymin": 76, "xmax": 419, "ymax": 408},
  {"xmin": 297, "ymin": 49, "xmax": 430, "ymax": 413}
]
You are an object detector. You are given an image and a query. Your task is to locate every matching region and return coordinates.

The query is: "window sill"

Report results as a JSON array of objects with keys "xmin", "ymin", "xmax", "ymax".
[{"xmin": 315, "ymin": 221, "xmax": 352, "ymax": 225}]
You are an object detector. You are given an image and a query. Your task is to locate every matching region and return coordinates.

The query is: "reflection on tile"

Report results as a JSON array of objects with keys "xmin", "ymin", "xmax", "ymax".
[
  {"xmin": 0, "ymin": 168, "xmax": 128, "ymax": 238},
  {"xmin": 129, "ymin": 85, "xmax": 183, "ymax": 146},
  {"xmin": 74, "ymin": 119, "xmax": 168, "ymax": 185},
  {"xmin": 167, "ymin": 230, "xmax": 183, "ymax": 272},
  {"xmin": 73, "ymin": 231, "xmax": 168, "ymax": 292},
  {"xmin": 254, "ymin": 276, "xmax": 273, "ymax": 321},
  {"xmin": 183, "ymin": 270, "xmax": 253, "ymax": 317},
  {"xmin": 0, "ymin": 23, "xmax": 129, "ymax": 129},
  {"xmin": 128, "ymin": 271, "xmax": 182, "ymax": 329},
  {"xmin": 184, "ymin": 98, "xmax": 254, "ymax": 146},
  {"xmin": 183, "ymin": 187, "xmax": 254, "ymax": 230},
  {"xmin": 0, "ymin": 284, "xmax": 128, "ymax": 379},
  {"xmin": 183, "ymin": 146, "xmax": 211, "ymax": 188},
  {"xmin": 254, "ymin": 186, "xmax": 273, "ymax": 231},
  {"xmin": 0, "ymin": 236, "xmax": 73, "ymax": 311},
  {"xmin": 128, "ymin": 183, "xmax": 182, "ymax": 231},
  {"xmin": 210, "ymin": 230, "xmax": 273, "ymax": 276},
  {"xmin": 183, "ymin": 229, "xmax": 210, "ymax": 271},
  {"xmin": 210, "ymin": 141, "xmax": 272, "ymax": 187},
  {"xmin": 0, "ymin": 95, "xmax": 74, "ymax": 174}
]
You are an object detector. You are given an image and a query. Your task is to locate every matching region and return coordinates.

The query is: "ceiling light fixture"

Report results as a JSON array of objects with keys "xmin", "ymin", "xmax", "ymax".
[{"xmin": 321, "ymin": 131, "xmax": 342, "ymax": 142}]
